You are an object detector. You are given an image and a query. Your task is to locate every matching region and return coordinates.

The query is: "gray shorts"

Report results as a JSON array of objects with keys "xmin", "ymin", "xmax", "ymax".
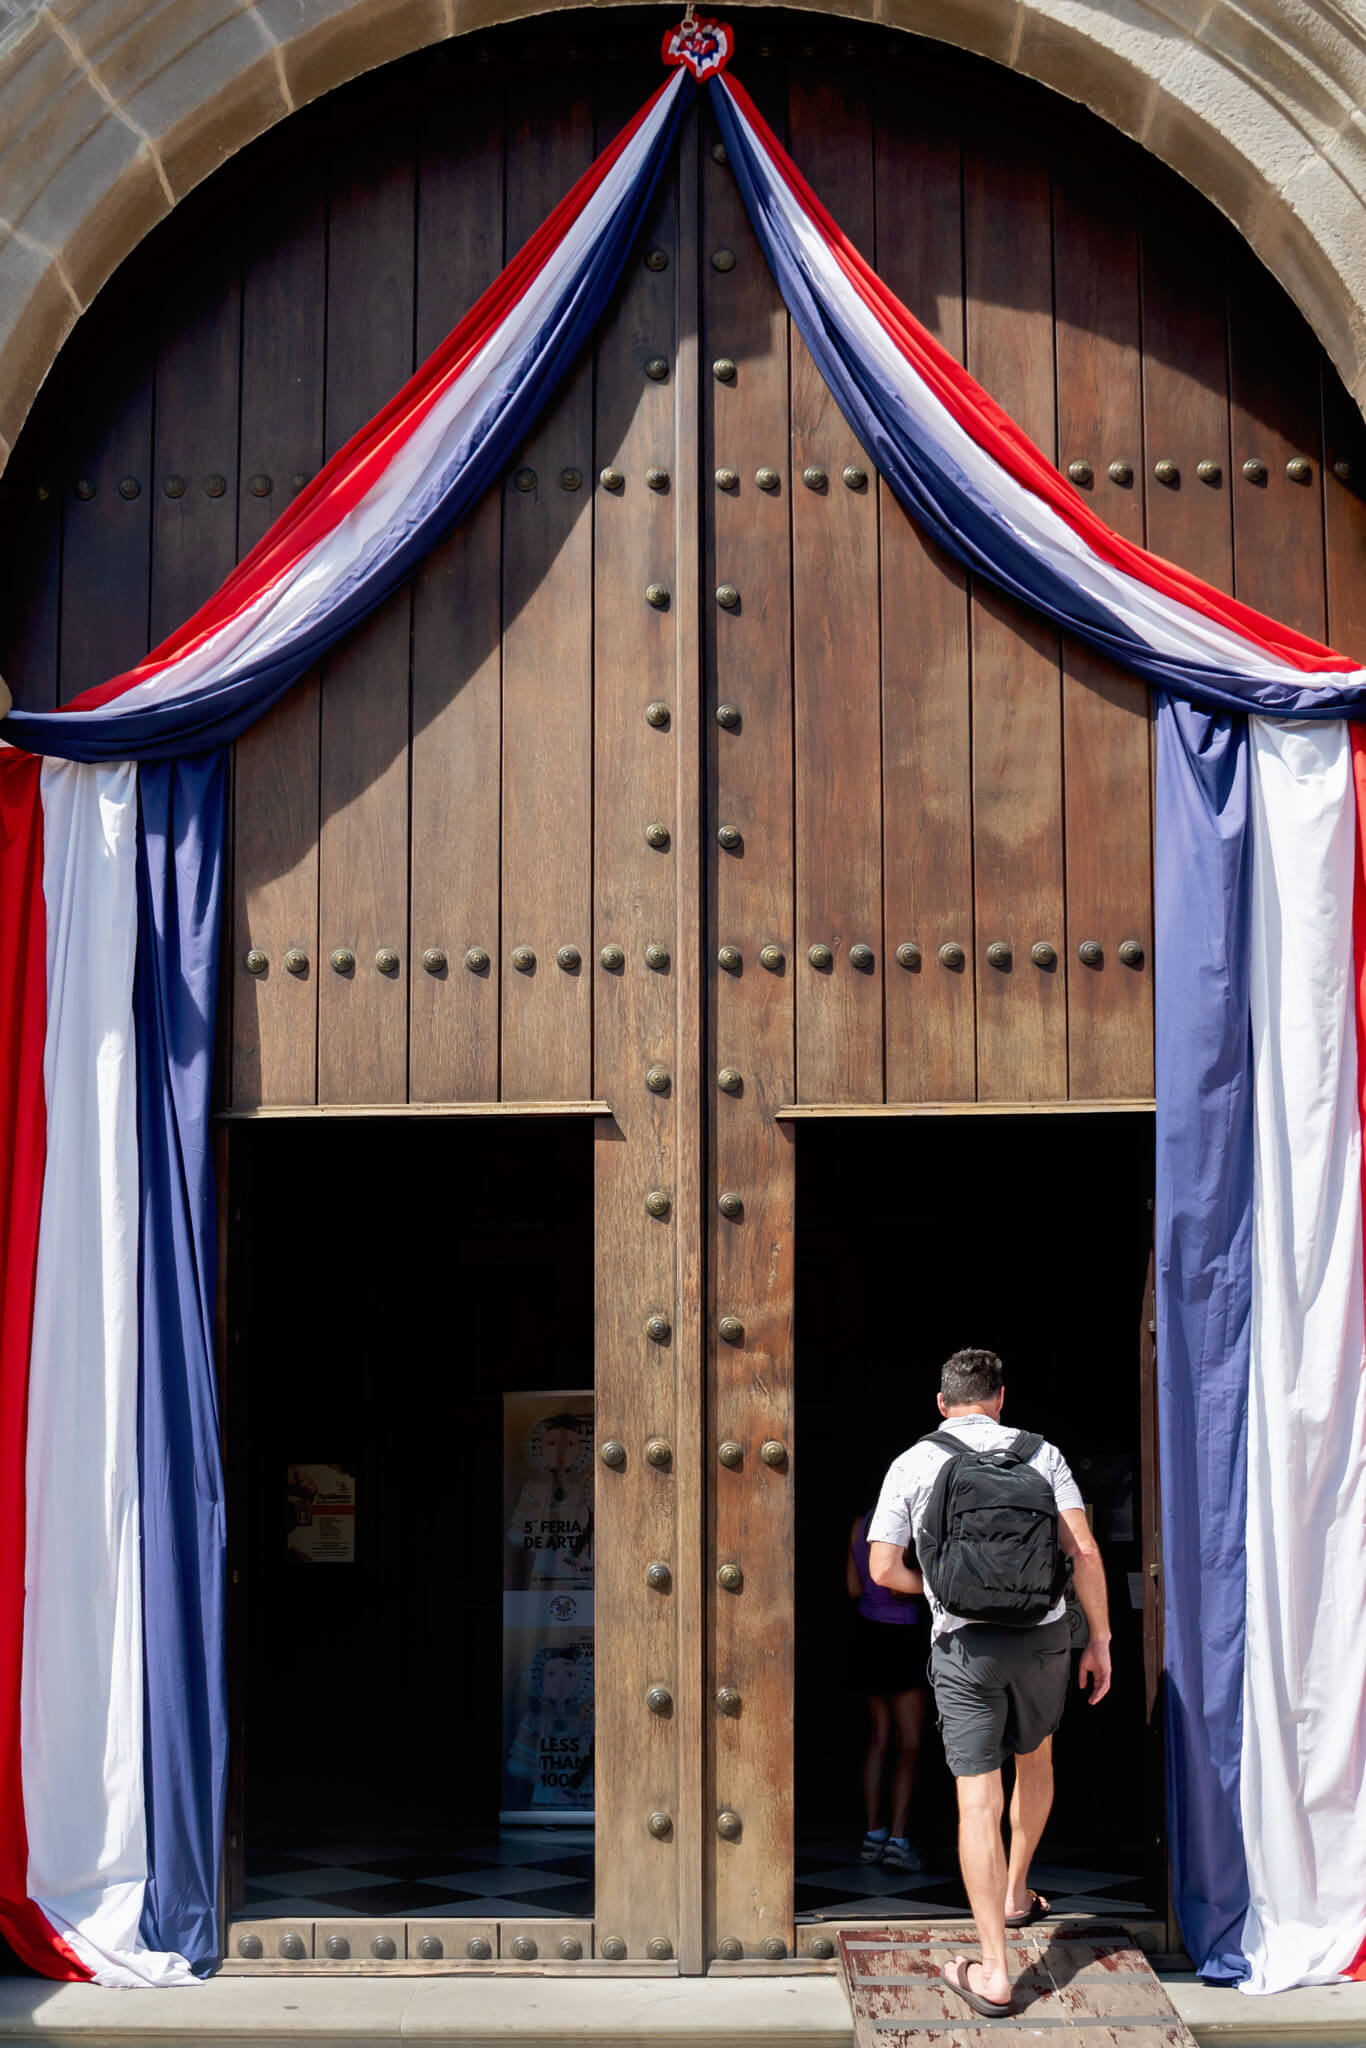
[{"xmin": 929, "ymin": 1617, "xmax": 1071, "ymax": 1776}]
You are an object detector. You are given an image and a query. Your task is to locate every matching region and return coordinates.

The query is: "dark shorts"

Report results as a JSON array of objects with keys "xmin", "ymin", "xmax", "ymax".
[
  {"xmin": 929, "ymin": 1617, "xmax": 1071, "ymax": 1775},
  {"xmin": 846, "ymin": 1614, "xmax": 931, "ymax": 1697}
]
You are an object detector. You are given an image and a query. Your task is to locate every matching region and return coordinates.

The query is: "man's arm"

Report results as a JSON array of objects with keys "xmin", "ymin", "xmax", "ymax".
[
  {"xmin": 869, "ymin": 1541, "xmax": 923, "ymax": 1597},
  {"xmin": 1059, "ymin": 1505, "xmax": 1111, "ymax": 1703}
]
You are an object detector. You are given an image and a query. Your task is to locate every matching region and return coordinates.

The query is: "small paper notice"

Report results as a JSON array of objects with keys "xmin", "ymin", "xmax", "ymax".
[
  {"xmin": 286, "ymin": 1462, "xmax": 356, "ymax": 1563},
  {"xmin": 1127, "ymin": 1571, "xmax": 1145, "ymax": 1610}
]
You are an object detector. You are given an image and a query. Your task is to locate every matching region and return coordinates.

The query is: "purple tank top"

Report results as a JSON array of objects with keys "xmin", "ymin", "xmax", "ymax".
[{"xmin": 852, "ymin": 1512, "xmax": 920, "ymax": 1624}]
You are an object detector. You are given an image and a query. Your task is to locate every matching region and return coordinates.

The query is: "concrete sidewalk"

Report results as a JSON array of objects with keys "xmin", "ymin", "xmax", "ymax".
[{"xmin": 4, "ymin": 1971, "xmax": 1366, "ymax": 2045}]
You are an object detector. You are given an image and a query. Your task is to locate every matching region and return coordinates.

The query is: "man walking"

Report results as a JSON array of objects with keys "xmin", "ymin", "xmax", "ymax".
[{"xmin": 869, "ymin": 1348, "xmax": 1111, "ymax": 2018}]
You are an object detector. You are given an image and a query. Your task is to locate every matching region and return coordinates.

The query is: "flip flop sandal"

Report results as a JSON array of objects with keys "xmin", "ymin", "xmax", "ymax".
[
  {"xmin": 941, "ymin": 1956, "xmax": 1011, "ymax": 2019},
  {"xmin": 1004, "ymin": 1890, "xmax": 1050, "ymax": 1928}
]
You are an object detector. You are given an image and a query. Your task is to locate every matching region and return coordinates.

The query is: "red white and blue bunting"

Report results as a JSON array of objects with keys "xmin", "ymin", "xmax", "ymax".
[{"xmin": 2, "ymin": 17, "xmax": 1366, "ymax": 1995}]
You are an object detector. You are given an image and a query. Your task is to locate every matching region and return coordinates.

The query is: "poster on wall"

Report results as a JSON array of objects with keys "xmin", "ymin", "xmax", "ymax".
[
  {"xmin": 501, "ymin": 1393, "xmax": 594, "ymax": 1823},
  {"xmin": 286, "ymin": 1462, "xmax": 357, "ymax": 1563}
]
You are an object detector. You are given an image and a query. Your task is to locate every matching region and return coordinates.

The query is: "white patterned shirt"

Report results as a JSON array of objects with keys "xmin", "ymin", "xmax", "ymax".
[{"xmin": 867, "ymin": 1413, "xmax": 1084, "ymax": 1638}]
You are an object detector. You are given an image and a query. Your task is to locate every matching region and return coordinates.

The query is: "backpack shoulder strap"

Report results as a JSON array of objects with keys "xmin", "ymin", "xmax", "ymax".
[
  {"xmin": 920, "ymin": 1429, "xmax": 969, "ymax": 1456},
  {"xmin": 1010, "ymin": 1430, "xmax": 1044, "ymax": 1463}
]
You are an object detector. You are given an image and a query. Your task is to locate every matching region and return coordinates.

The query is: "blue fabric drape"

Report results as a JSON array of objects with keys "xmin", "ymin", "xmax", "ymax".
[
  {"xmin": 133, "ymin": 753, "xmax": 229, "ymax": 1973},
  {"xmin": 1154, "ymin": 694, "xmax": 1253, "ymax": 1981}
]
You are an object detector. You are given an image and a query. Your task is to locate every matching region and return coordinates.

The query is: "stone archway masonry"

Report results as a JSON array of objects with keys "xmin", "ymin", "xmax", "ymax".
[{"xmin": 1, "ymin": 0, "xmax": 1365, "ymax": 482}]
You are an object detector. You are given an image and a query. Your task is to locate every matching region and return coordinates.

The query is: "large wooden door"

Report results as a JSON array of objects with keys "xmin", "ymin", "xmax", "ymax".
[
  {"xmin": 4, "ymin": 5, "xmax": 1366, "ymax": 1977},
  {"xmin": 694, "ymin": 24, "xmax": 1366, "ymax": 1962}
]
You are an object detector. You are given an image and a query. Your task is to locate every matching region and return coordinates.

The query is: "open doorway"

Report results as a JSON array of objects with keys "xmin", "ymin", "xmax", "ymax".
[
  {"xmin": 226, "ymin": 1116, "xmax": 595, "ymax": 1934},
  {"xmin": 794, "ymin": 1111, "xmax": 1158, "ymax": 1927}
]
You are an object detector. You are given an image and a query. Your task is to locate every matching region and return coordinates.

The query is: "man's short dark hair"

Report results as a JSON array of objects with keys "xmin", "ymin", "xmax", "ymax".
[{"xmin": 940, "ymin": 1348, "xmax": 1004, "ymax": 1406}]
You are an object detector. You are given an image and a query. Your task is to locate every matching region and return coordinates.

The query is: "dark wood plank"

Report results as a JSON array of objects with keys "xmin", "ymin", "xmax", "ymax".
[
  {"xmin": 0, "ymin": 368, "xmax": 63, "ymax": 712},
  {"xmin": 1323, "ymin": 367, "xmax": 1366, "ymax": 663},
  {"xmin": 408, "ymin": 47, "xmax": 504, "ymax": 1104},
  {"xmin": 1229, "ymin": 250, "xmax": 1327, "ymax": 639},
  {"xmin": 875, "ymin": 49, "xmax": 975, "ymax": 1103},
  {"xmin": 149, "ymin": 174, "xmax": 242, "ymax": 647},
  {"xmin": 231, "ymin": 111, "xmax": 327, "ymax": 1108},
  {"xmin": 702, "ymin": 65, "xmax": 796, "ymax": 1961},
  {"xmin": 1139, "ymin": 166, "xmax": 1234, "ymax": 597},
  {"xmin": 789, "ymin": 64, "xmax": 882, "ymax": 1104},
  {"xmin": 964, "ymin": 86, "xmax": 1065, "ymax": 1101},
  {"xmin": 316, "ymin": 73, "xmax": 414, "ymax": 1104},
  {"xmin": 57, "ymin": 253, "xmax": 154, "ymax": 701},
  {"xmin": 590, "ymin": 57, "xmax": 683, "ymax": 1960},
  {"xmin": 669, "ymin": 107, "xmax": 706, "ymax": 1979},
  {"xmin": 1052, "ymin": 119, "xmax": 1153, "ymax": 1102},
  {"xmin": 500, "ymin": 64, "xmax": 593, "ymax": 1102}
]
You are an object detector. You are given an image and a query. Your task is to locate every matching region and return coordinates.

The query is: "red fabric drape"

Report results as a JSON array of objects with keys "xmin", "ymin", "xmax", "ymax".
[{"xmin": 0, "ymin": 753, "xmax": 88, "ymax": 1978}]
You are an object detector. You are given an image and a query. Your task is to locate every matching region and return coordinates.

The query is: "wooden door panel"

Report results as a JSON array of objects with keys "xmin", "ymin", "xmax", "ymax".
[
  {"xmin": 876, "ymin": 61, "xmax": 974, "ymax": 1103},
  {"xmin": 1140, "ymin": 167, "xmax": 1235, "ymax": 599},
  {"xmin": 1324, "ymin": 373, "xmax": 1366, "ymax": 662},
  {"xmin": 56, "ymin": 260, "xmax": 153, "ymax": 705},
  {"xmin": 1229, "ymin": 248, "xmax": 1328, "ymax": 638},
  {"xmin": 500, "ymin": 77, "xmax": 594, "ymax": 1104},
  {"xmin": 964, "ymin": 94, "xmax": 1067, "ymax": 1102},
  {"xmin": 408, "ymin": 56, "xmax": 505, "ymax": 1105},
  {"xmin": 149, "ymin": 177, "xmax": 242, "ymax": 651},
  {"xmin": 1052, "ymin": 121, "xmax": 1153, "ymax": 1101},
  {"xmin": 231, "ymin": 114, "xmax": 327, "ymax": 1110},
  {"xmin": 317, "ymin": 80, "xmax": 414, "ymax": 1105},
  {"xmin": 1, "ymin": 369, "xmax": 63, "ymax": 713},
  {"xmin": 789, "ymin": 72, "xmax": 883, "ymax": 1104},
  {"xmin": 592, "ymin": 63, "xmax": 685, "ymax": 1956},
  {"xmin": 702, "ymin": 74, "xmax": 796, "ymax": 1959}
]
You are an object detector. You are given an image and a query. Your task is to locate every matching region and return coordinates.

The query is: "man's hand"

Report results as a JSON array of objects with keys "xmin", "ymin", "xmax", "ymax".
[
  {"xmin": 1059, "ymin": 1506, "xmax": 1111, "ymax": 1702},
  {"xmin": 1078, "ymin": 1637, "xmax": 1112, "ymax": 1703}
]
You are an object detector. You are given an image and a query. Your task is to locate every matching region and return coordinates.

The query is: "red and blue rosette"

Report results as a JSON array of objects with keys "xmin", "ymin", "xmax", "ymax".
[{"xmin": 661, "ymin": 13, "xmax": 733, "ymax": 79}]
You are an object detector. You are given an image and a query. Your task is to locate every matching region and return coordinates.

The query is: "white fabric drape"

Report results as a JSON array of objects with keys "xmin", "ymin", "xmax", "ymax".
[
  {"xmin": 22, "ymin": 761, "xmax": 194, "ymax": 1988},
  {"xmin": 1244, "ymin": 718, "xmax": 1366, "ymax": 1993}
]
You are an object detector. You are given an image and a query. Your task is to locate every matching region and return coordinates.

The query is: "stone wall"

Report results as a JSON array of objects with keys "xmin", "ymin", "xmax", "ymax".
[{"xmin": 0, "ymin": 0, "xmax": 1365, "ymax": 469}]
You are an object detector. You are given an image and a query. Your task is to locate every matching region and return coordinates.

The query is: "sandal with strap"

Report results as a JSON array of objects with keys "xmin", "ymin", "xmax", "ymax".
[
  {"xmin": 941, "ymin": 1955, "xmax": 1011, "ymax": 2019},
  {"xmin": 1004, "ymin": 1889, "xmax": 1050, "ymax": 1928}
]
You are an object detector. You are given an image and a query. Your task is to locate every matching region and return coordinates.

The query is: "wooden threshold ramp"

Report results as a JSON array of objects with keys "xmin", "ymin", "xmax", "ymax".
[{"xmin": 838, "ymin": 1924, "xmax": 1196, "ymax": 2047}]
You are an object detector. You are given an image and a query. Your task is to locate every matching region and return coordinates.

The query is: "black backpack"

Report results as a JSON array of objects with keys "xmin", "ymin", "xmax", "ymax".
[{"xmin": 915, "ymin": 1429, "xmax": 1071, "ymax": 1627}]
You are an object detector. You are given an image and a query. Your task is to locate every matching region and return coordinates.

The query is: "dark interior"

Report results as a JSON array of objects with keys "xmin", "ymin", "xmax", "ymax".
[
  {"xmin": 794, "ymin": 1112, "xmax": 1160, "ymax": 1915},
  {"xmin": 232, "ymin": 1117, "xmax": 594, "ymax": 1902}
]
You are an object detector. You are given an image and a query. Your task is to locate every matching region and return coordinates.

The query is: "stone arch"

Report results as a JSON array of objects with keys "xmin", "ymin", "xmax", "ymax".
[{"xmin": 0, "ymin": 0, "xmax": 1364, "ymax": 475}]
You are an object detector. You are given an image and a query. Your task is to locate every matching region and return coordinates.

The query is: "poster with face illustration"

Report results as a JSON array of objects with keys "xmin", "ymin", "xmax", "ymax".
[{"xmin": 501, "ymin": 1393, "xmax": 594, "ymax": 1820}]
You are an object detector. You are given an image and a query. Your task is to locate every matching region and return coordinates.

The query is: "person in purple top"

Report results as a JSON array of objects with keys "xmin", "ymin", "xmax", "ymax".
[{"xmin": 846, "ymin": 1505, "xmax": 931, "ymax": 1870}]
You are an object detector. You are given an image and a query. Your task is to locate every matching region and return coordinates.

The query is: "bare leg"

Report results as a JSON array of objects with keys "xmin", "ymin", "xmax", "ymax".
[
  {"xmin": 888, "ymin": 1688, "xmax": 925, "ymax": 1839},
  {"xmin": 1005, "ymin": 1735, "xmax": 1054, "ymax": 1919},
  {"xmin": 951, "ymin": 1768, "xmax": 1012, "ymax": 2007},
  {"xmin": 863, "ymin": 1695, "xmax": 891, "ymax": 1832}
]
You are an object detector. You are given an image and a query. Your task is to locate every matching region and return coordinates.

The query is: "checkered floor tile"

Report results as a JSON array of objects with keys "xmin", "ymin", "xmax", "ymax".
[
  {"xmin": 240, "ymin": 1826, "xmax": 595, "ymax": 1921},
  {"xmin": 793, "ymin": 1842, "xmax": 1152, "ymax": 1923},
  {"xmin": 238, "ymin": 1827, "xmax": 1148, "ymax": 1926}
]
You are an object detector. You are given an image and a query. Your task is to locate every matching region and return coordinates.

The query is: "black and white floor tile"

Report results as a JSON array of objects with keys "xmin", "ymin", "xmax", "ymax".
[
  {"xmin": 241, "ymin": 1827, "xmax": 1149, "ymax": 1925},
  {"xmin": 240, "ymin": 1826, "xmax": 595, "ymax": 1921},
  {"xmin": 793, "ymin": 1841, "xmax": 1152, "ymax": 1923}
]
